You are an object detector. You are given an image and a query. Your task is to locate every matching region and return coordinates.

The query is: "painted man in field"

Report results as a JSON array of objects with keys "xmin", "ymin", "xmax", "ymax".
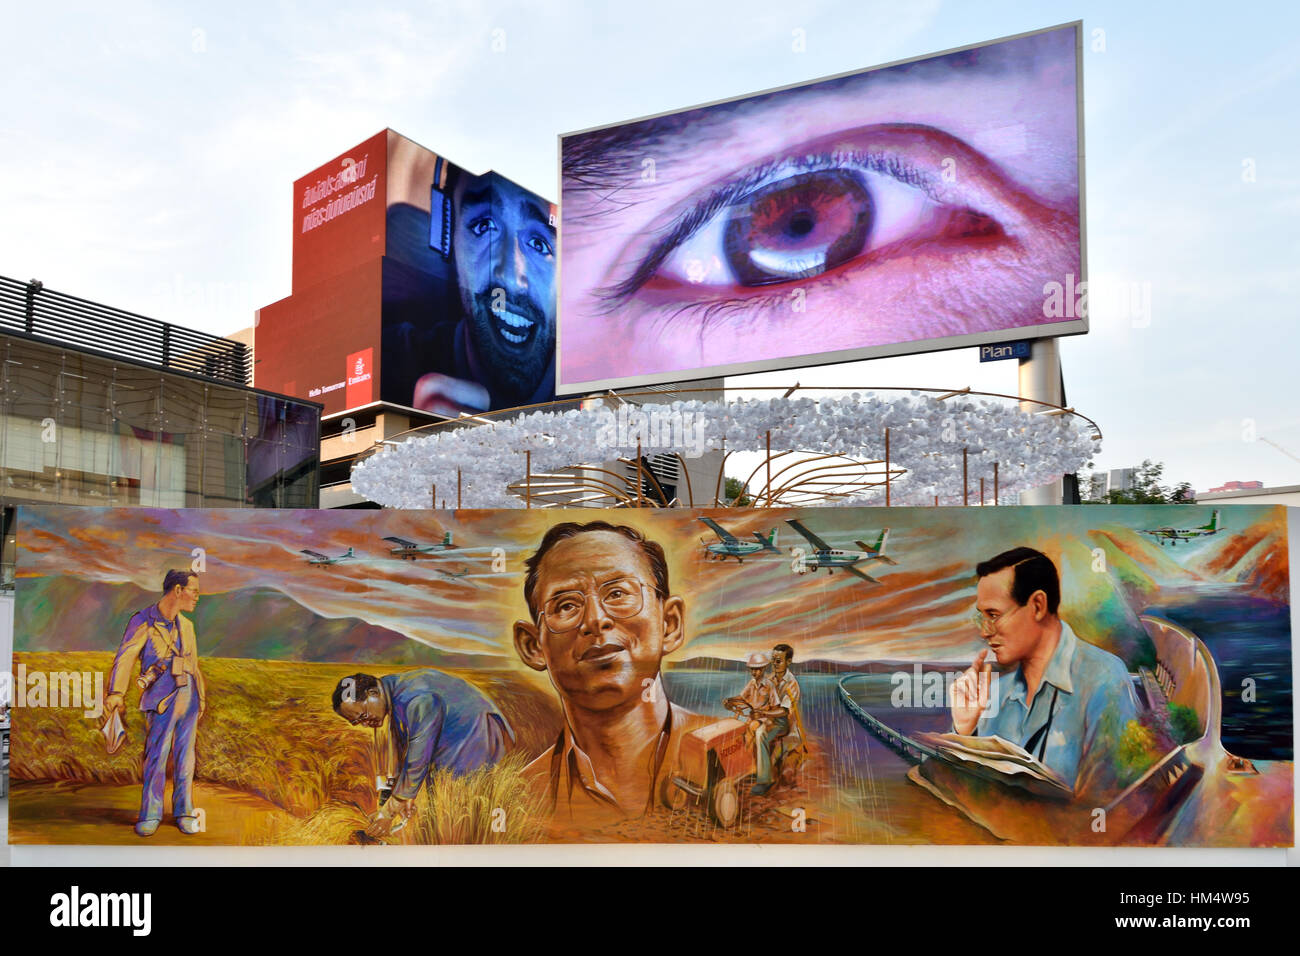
[
  {"xmin": 513, "ymin": 521, "xmax": 707, "ymax": 827},
  {"xmin": 332, "ymin": 669, "xmax": 514, "ymax": 838},
  {"xmin": 103, "ymin": 569, "xmax": 206, "ymax": 838}
]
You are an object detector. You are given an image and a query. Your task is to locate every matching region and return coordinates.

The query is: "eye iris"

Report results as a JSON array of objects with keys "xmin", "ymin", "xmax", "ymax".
[{"xmin": 723, "ymin": 171, "xmax": 873, "ymax": 286}]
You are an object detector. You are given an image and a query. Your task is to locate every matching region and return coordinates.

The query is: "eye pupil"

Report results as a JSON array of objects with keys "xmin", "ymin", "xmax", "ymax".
[
  {"xmin": 787, "ymin": 210, "xmax": 815, "ymax": 237},
  {"xmin": 723, "ymin": 170, "xmax": 873, "ymax": 286}
]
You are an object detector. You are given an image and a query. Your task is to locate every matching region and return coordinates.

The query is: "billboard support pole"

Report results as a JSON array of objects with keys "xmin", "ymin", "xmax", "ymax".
[
  {"xmin": 980, "ymin": 477, "xmax": 986, "ymax": 506},
  {"xmin": 673, "ymin": 453, "xmax": 695, "ymax": 508},
  {"xmin": 962, "ymin": 448, "xmax": 969, "ymax": 506},
  {"xmin": 636, "ymin": 440, "xmax": 643, "ymax": 508},
  {"xmin": 1019, "ymin": 338, "xmax": 1065, "ymax": 505},
  {"xmin": 994, "ymin": 461, "xmax": 1000, "ymax": 505},
  {"xmin": 526, "ymin": 451, "xmax": 531, "ymax": 508},
  {"xmin": 431, "ymin": 483, "xmax": 436, "ymax": 510},
  {"xmin": 714, "ymin": 436, "xmax": 726, "ymax": 507},
  {"xmin": 766, "ymin": 431, "xmax": 771, "ymax": 508},
  {"xmin": 885, "ymin": 428, "xmax": 891, "ymax": 507},
  {"xmin": 457, "ymin": 469, "xmax": 462, "ymax": 510}
]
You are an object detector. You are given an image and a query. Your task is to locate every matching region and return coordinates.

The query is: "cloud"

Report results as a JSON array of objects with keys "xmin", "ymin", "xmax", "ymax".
[{"xmin": 22, "ymin": 502, "xmax": 1269, "ymax": 665}]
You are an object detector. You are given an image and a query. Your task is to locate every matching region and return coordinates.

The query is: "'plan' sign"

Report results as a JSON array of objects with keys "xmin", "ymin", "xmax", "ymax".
[{"xmin": 979, "ymin": 341, "xmax": 1031, "ymax": 362}]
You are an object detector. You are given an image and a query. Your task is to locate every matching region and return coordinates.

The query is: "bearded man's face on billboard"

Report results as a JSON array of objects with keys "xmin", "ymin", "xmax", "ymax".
[{"xmin": 453, "ymin": 174, "xmax": 557, "ymax": 404}]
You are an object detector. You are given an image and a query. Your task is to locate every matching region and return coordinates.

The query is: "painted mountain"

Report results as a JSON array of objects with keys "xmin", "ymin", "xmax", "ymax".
[{"xmin": 12, "ymin": 576, "xmax": 506, "ymax": 667}]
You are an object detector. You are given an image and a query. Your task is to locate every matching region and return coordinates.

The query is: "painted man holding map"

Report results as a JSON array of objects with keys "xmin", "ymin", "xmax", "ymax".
[
  {"xmin": 103, "ymin": 569, "xmax": 207, "ymax": 838},
  {"xmin": 950, "ymin": 547, "xmax": 1139, "ymax": 798}
]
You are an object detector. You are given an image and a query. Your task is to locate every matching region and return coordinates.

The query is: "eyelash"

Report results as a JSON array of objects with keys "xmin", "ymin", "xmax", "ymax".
[
  {"xmin": 637, "ymin": 292, "xmax": 788, "ymax": 342},
  {"xmin": 596, "ymin": 149, "xmax": 940, "ymax": 306}
]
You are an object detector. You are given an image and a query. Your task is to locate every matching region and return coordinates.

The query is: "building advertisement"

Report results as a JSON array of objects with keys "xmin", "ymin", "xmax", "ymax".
[
  {"xmin": 256, "ymin": 130, "xmax": 556, "ymax": 418},
  {"xmin": 291, "ymin": 130, "xmax": 388, "ymax": 295}
]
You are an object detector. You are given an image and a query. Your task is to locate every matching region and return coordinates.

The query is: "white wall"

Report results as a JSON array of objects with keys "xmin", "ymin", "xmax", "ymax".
[
  {"xmin": 1202, "ymin": 491, "xmax": 1300, "ymax": 507},
  {"xmin": 1, "ymin": 592, "xmax": 13, "ymax": 810},
  {"xmin": 0, "ymin": 593, "xmax": 12, "ymax": 705}
]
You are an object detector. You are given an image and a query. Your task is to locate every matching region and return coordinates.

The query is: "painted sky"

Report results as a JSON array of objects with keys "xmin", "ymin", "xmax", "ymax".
[{"xmin": 14, "ymin": 504, "xmax": 1287, "ymax": 666}]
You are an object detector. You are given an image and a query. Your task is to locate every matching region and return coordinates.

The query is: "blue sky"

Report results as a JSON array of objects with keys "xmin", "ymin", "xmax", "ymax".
[{"xmin": 2, "ymin": 0, "xmax": 1298, "ymax": 494}]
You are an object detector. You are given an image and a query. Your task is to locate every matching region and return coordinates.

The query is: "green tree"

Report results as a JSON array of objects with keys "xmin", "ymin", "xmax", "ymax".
[
  {"xmin": 1081, "ymin": 460, "xmax": 1194, "ymax": 505},
  {"xmin": 723, "ymin": 477, "xmax": 751, "ymax": 506},
  {"xmin": 1116, "ymin": 718, "xmax": 1160, "ymax": 787}
]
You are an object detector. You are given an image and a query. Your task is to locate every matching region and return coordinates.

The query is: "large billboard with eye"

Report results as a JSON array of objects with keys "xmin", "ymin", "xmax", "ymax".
[{"xmin": 557, "ymin": 23, "xmax": 1085, "ymax": 393}]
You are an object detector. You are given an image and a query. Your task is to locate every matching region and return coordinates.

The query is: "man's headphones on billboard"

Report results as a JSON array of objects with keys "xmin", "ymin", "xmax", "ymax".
[{"xmin": 429, "ymin": 157, "xmax": 453, "ymax": 259}]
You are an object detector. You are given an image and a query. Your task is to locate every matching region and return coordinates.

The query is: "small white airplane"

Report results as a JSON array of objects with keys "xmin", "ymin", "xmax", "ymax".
[
  {"xmin": 698, "ymin": 517, "xmax": 780, "ymax": 563},
  {"xmin": 383, "ymin": 533, "xmax": 455, "ymax": 560},
  {"xmin": 434, "ymin": 565, "xmax": 477, "ymax": 587},
  {"xmin": 301, "ymin": 547, "xmax": 355, "ymax": 566},
  {"xmin": 785, "ymin": 520, "xmax": 897, "ymax": 584},
  {"xmin": 1140, "ymin": 510, "xmax": 1223, "ymax": 547}
]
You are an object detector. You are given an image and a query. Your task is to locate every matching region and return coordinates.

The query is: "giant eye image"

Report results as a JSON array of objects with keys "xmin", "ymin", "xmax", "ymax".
[{"xmin": 558, "ymin": 25, "xmax": 1083, "ymax": 391}]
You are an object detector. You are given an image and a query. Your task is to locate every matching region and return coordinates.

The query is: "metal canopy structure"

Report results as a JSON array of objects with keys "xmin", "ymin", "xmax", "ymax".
[{"xmin": 350, "ymin": 386, "xmax": 1101, "ymax": 510}]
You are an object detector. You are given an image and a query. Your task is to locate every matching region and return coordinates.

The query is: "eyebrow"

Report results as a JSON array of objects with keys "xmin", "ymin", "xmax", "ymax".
[
  {"xmin": 542, "ymin": 569, "xmax": 642, "ymax": 598},
  {"xmin": 563, "ymin": 69, "xmax": 879, "ymax": 176},
  {"xmin": 564, "ymin": 30, "xmax": 1066, "ymax": 185},
  {"xmin": 459, "ymin": 186, "xmax": 492, "ymax": 209},
  {"xmin": 522, "ymin": 199, "xmax": 555, "ymax": 231}
]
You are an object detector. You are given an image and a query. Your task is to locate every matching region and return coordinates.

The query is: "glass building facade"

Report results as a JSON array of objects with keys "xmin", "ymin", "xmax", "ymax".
[{"xmin": 0, "ymin": 333, "xmax": 322, "ymax": 588}]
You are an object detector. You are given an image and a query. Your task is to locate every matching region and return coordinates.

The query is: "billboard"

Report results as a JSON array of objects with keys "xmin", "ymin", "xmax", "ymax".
[
  {"xmin": 255, "ymin": 131, "xmax": 557, "ymax": 417},
  {"xmin": 382, "ymin": 137, "xmax": 558, "ymax": 415},
  {"xmin": 557, "ymin": 23, "xmax": 1086, "ymax": 393},
  {"xmin": 8, "ymin": 504, "xmax": 1291, "ymax": 847},
  {"xmin": 257, "ymin": 130, "xmax": 388, "ymax": 418}
]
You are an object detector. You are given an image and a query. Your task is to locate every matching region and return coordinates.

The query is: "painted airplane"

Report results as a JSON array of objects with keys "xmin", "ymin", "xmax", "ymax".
[
  {"xmin": 1140, "ymin": 510, "xmax": 1223, "ymax": 546},
  {"xmin": 383, "ymin": 533, "xmax": 455, "ymax": 560},
  {"xmin": 785, "ymin": 520, "xmax": 897, "ymax": 584},
  {"xmin": 698, "ymin": 517, "xmax": 780, "ymax": 563},
  {"xmin": 301, "ymin": 547, "xmax": 355, "ymax": 566},
  {"xmin": 434, "ymin": 565, "xmax": 476, "ymax": 585}
]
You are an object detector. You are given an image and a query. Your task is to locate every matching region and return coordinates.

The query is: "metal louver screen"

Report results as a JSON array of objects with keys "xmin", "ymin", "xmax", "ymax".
[{"xmin": 0, "ymin": 275, "xmax": 251, "ymax": 387}]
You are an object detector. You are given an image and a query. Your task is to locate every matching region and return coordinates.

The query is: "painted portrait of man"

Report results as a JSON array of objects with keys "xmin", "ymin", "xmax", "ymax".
[{"xmin": 512, "ymin": 521, "xmax": 707, "ymax": 828}]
